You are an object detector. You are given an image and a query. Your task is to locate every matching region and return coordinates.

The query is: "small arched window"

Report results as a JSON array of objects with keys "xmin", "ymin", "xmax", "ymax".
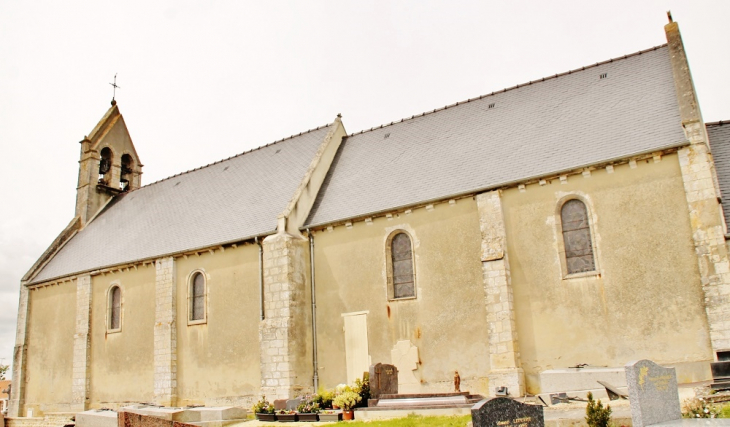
[
  {"xmin": 99, "ymin": 147, "xmax": 113, "ymax": 184},
  {"xmin": 389, "ymin": 232, "xmax": 416, "ymax": 299},
  {"xmin": 561, "ymin": 199, "xmax": 596, "ymax": 274},
  {"xmin": 189, "ymin": 272, "xmax": 206, "ymax": 323},
  {"xmin": 108, "ymin": 285, "xmax": 122, "ymax": 331},
  {"xmin": 120, "ymin": 154, "xmax": 134, "ymax": 191}
]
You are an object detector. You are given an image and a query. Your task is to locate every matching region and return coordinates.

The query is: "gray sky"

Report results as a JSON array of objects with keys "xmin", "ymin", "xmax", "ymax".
[{"xmin": 1, "ymin": 1, "xmax": 728, "ymax": 377}]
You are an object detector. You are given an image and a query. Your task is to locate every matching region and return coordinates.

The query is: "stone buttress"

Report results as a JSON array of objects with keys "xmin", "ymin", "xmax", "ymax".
[
  {"xmin": 666, "ymin": 20, "xmax": 730, "ymax": 354},
  {"xmin": 476, "ymin": 190, "xmax": 526, "ymax": 396},
  {"xmin": 154, "ymin": 257, "xmax": 177, "ymax": 406},
  {"xmin": 71, "ymin": 275, "xmax": 92, "ymax": 411}
]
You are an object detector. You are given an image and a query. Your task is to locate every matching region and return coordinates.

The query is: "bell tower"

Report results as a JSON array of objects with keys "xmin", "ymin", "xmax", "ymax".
[{"xmin": 75, "ymin": 101, "xmax": 143, "ymax": 225}]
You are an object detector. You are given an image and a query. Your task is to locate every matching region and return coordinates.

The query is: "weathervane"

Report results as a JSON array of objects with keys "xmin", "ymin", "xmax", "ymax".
[{"xmin": 109, "ymin": 73, "xmax": 120, "ymax": 105}]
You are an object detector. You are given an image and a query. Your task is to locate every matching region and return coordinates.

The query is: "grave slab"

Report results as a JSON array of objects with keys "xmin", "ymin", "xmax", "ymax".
[
  {"xmin": 76, "ymin": 410, "xmax": 118, "ymax": 427},
  {"xmin": 540, "ymin": 368, "xmax": 626, "ymax": 393},
  {"xmin": 185, "ymin": 407, "xmax": 248, "ymax": 422},
  {"xmin": 650, "ymin": 420, "xmax": 730, "ymax": 427},
  {"xmin": 119, "ymin": 406, "xmax": 200, "ymax": 423},
  {"xmin": 118, "ymin": 412, "xmax": 198, "ymax": 427}
]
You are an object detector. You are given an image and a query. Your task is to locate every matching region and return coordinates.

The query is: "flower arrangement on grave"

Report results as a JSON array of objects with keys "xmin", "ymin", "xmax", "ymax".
[
  {"xmin": 251, "ymin": 395, "xmax": 274, "ymax": 414},
  {"xmin": 313, "ymin": 389, "xmax": 335, "ymax": 409},
  {"xmin": 335, "ymin": 383, "xmax": 351, "ymax": 394},
  {"xmin": 682, "ymin": 397, "xmax": 720, "ymax": 418},
  {"xmin": 277, "ymin": 409, "xmax": 296, "ymax": 415},
  {"xmin": 332, "ymin": 390, "xmax": 362, "ymax": 411},
  {"xmin": 296, "ymin": 397, "xmax": 321, "ymax": 414},
  {"xmin": 353, "ymin": 375, "xmax": 370, "ymax": 407}
]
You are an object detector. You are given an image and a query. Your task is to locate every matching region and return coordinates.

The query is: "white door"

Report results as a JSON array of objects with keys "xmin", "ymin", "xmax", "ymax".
[{"xmin": 342, "ymin": 312, "xmax": 370, "ymax": 384}]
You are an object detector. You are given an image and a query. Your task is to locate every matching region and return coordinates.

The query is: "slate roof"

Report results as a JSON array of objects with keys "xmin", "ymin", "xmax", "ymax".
[
  {"xmin": 708, "ymin": 121, "xmax": 730, "ymax": 224},
  {"xmin": 32, "ymin": 126, "xmax": 331, "ymax": 283},
  {"xmin": 33, "ymin": 44, "xmax": 690, "ymax": 283},
  {"xmin": 305, "ymin": 45, "xmax": 687, "ymax": 227}
]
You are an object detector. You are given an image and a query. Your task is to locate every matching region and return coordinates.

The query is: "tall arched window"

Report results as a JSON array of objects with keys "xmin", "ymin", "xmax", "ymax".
[
  {"xmin": 189, "ymin": 271, "xmax": 206, "ymax": 322},
  {"xmin": 389, "ymin": 232, "xmax": 416, "ymax": 299},
  {"xmin": 108, "ymin": 285, "xmax": 122, "ymax": 331},
  {"xmin": 561, "ymin": 199, "xmax": 596, "ymax": 274}
]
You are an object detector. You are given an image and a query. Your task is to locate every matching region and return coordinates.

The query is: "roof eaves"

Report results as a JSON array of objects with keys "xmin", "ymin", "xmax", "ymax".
[
  {"xmin": 304, "ymin": 138, "xmax": 689, "ymax": 230},
  {"xmin": 28, "ymin": 229, "xmax": 278, "ymax": 285}
]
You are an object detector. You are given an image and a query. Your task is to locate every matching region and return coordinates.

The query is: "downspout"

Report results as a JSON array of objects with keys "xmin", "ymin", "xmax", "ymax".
[
  {"xmin": 308, "ymin": 229, "xmax": 319, "ymax": 391},
  {"xmin": 257, "ymin": 237, "xmax": 264, "ymax": 321}
]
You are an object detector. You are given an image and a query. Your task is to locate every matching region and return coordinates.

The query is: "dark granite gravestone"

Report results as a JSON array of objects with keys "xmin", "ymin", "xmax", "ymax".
[
  {"xmin": 471, "ymin": 397, "xmax": 544, "ymax": 427},
  {"xmin": 625, "ymin": 360, "xmax": 681, "ymax": 427},
  {"xmin": 711, "ymin": 361, "xmax": 730, "ymax": 379},
  {"xmin": 711, "ymin": 361, "xmax": 730, "ymax": 390},
  {"xmin": 369, "ymin": 363, "xmax": 399, "ymax": 398}
]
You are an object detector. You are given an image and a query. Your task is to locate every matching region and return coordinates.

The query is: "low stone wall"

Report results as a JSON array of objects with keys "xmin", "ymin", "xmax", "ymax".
[{"xmin": 6, "ymin": 414, "xmax": 75, "ymax": 427}]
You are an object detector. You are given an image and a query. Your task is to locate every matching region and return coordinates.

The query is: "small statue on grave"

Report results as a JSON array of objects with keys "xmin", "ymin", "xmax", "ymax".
[{"xmin": 454, "ymin": 370, "xmax": 461, "ymax": 392}]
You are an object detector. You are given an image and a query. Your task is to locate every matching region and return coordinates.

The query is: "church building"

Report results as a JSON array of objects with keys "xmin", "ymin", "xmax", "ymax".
[{"xmin": 10, "ymin": 19, "xmax": 730, "ymax": 418}]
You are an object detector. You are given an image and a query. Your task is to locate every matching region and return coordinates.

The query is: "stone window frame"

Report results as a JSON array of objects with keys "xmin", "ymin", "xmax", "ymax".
[
  {"xmin": 106, "ymin": 282, "xmax": 123, "ymax": 333},
  {"xmin": 385, "ymin": 229, "xmax": 417, "ymax": 301},
  {"xmin": 98, "ymin": 145, "xmax": 116, "ymax": 185},
  {"xmin": 554, "ymin": 194, "xmax": 601, "ymax": 279},
  {"xmin": 119, "ymin": 152, "xmax": 135, "ymax": 191},
  {"xmin": 187, "ymin": 269, "xmax": 208, "ymax": 325}
]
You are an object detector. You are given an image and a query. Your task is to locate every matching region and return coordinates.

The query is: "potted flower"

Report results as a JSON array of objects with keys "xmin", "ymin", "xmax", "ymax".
[
  {"xmin": 276, "ymin": 409, "xmax": 297, "ymax": 422},
  {"xmin": 251, "ymin": 396, "xmax": 275, "ymax": 421},
  {"xmin": 313, "ymin": 389, "xmax": 335, "ymax": 409},
  {"xmin": 332, "ymin": 390, "xmax": 361, "ymax": 420},
  {"xmin": 296, "ymin": 398, "xmax": 321, "ymax": 422}
]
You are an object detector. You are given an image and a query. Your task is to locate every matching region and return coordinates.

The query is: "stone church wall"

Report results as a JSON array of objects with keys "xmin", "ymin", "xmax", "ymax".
[
  {"xmin": 502, "ymin": 153, "xmax": 713, "ymax": 394},
  {"xmin": 89, "ymin": 266, "xmax": 155, "ymax": 408},
  {"xmin": 23, "ymin": 282, "xmax": 76, "ymax": 415},
  {"xmin": 174, "ymin": 244, "xmax": 261, "ymax": 407},
  {"xmin": 312, "ymin": 198, "xmax": 491, "ymax": 395}
]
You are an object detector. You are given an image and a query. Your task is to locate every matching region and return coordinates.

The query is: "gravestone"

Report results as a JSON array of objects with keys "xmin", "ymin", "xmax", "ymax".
[
  {"xmin": 285, "ymin": 398, "xmax": 302, "ymax": 411},
  {"xmin": 471, "ymin": 397, "xmax": 544, "ymax": 427},
  {"xmin": 369, "ymin": 363, "xmax": 398, "ymax": 398},
  {"xmin": 391, "ymin": 340, "xmax": 420, "ymax": 393},
  {"xmin": 711, "ymin": 361, "xmax": 730, "ymax": 390},
  {"xmin": 625, "ymin": 360, "xmax": 681, "ymax": 427}
]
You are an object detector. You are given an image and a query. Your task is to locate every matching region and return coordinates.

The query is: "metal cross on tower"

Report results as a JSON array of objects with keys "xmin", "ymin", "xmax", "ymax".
[{"xmin": 109, "ymin": 74, "xmax": 121, "ymax": 103}]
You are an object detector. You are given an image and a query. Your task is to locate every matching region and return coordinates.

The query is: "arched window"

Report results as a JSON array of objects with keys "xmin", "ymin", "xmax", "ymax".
[
  {"xmin": 189, "ymin": 271, "xmax": 206, "ymax": 322},
  {"xmin": 99, "ymin": 147, "xmax": 113, "ymax": 184},
  {"xmin": 108, "ymin": 285, "xmax": 122, "ymax": 331},
  {"xmin": 120, "ymin": 154, "xmax": 134, "ymax": 191},
  {"xmin": 388, "ymin": 232, "xmax": 416, "ymax": 299},
  {"xmin": 561, "ymin": 199, "xmax": 596, "ymax": 274}
]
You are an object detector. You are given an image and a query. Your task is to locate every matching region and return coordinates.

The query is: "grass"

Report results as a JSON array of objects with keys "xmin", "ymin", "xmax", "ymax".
[
  {"xmin": 345, "ymin": 414, "xmax": 472, "ymax": 426},
  {"xmin": 720, "ymin": 403, "xmax": 730, "ymax": 418}
]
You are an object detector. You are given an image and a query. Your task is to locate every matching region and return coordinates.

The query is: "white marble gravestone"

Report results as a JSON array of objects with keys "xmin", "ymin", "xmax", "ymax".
[{"xmin": 391, "ymin": 340, "xmax": 419, "ymax": 393}]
